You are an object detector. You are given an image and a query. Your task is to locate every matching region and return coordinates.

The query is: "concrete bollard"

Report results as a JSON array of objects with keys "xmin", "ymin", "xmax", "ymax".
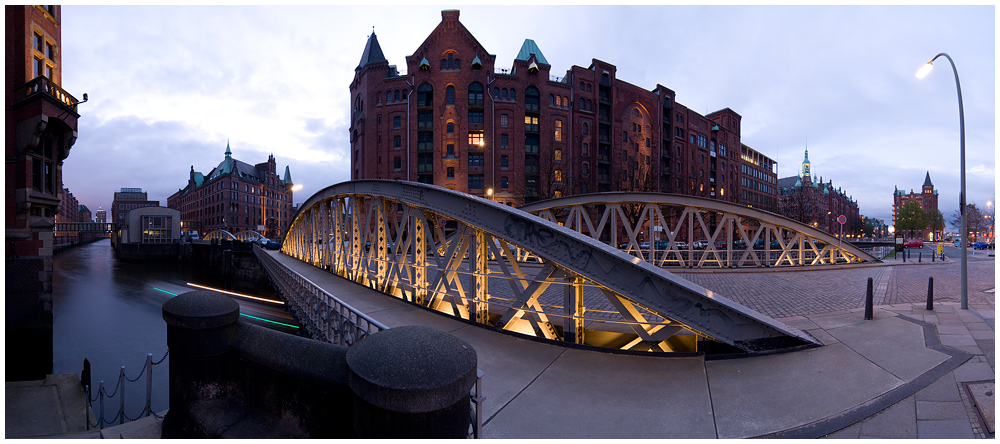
[
  {"xmin": 347, "ymin": 326, "xmax": 477, "ymax": 439},
  {"xmin": 160, "ymin": 291, "xmax": 241, "ymax": 439},
  {"xmin": 864, "ymin": 277, "xmax": 874, "ymax": 320},
  {"xmin": 919, "ymin": 252, "xmax": 922, "ymax": 263}
]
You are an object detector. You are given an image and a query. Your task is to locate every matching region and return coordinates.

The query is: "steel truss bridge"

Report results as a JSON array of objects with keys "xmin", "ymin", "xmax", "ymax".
[
  {"xmin": 279, "ymin": 180, "xmax": 822, "ymax": 354},
  {"xmin": 203, "ymin": 230, "xmax": 266, "ymax": 242},
  {"xmin": 521, "ymin": 193, "xmax": 879, "ymax": 269}
]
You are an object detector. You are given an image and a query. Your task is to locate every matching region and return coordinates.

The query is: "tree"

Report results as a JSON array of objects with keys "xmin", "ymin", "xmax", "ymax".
[
  {"xmin": 951, "ymin": 203, "xmax": 983, "ymax": 240},
  {"xmin": 895, "ymin": 200, "xmax": 928, "ymax": 239},
  {"xmin": 926, "ymin": 209, "xmax": 945, "ymax": 241}
]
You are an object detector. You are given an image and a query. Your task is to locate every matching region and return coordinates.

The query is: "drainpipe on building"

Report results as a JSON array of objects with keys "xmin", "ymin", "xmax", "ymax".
[
  {"xmin": 406, "ymin": 76, "xmax": 414, "ymax": 182},
  {"xmin": 487, "ymin": 75, "xmax": 495, "ymax": 195}
]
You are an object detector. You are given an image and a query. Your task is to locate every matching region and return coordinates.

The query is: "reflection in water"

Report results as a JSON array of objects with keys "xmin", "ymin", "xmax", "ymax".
[{"xmin": 51, "ymin": 239, "xmax": 283, "ymax": 417}]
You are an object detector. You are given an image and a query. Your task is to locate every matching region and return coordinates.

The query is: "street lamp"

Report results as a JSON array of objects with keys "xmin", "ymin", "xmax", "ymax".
[
  {"xmin": 486, "ymin": 188, "xmax": 494, "ymax": 201},
  {"xmin": 917, "ymin": 53, "xmax": 967, "ymax": 309}
]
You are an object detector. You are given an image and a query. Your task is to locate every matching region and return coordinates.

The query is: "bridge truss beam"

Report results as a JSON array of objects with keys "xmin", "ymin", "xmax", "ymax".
[{"xmin": 282, "ymin": 181, "xmax": 816, "ymax": 354}]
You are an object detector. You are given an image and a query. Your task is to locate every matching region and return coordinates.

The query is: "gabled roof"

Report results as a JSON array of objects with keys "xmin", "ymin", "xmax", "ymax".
[
  {"xmin": 515, "ymin": 39, "xmax": 548, "ymax": 65},
  {"xmin": 357, "ymin": 32, "xmax": 387, "ymax": 70}
]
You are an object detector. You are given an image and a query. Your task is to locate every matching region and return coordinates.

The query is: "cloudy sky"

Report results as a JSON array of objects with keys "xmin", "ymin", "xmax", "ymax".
[{"xmin": 60, "ymin": 4, "xmax": 995, "ymax": 226}]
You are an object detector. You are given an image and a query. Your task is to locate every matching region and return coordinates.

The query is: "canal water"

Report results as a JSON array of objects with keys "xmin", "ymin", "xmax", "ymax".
[{"xmin": 51, "ymin": 238, "xmax": 291, "ymax": 420}]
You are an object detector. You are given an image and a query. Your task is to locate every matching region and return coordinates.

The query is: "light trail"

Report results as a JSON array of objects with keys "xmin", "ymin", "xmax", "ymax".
[
  {"xmin": 185, "ymin": 282, "xmax": 285, "ymax": 305},
  {"xmin": 152, "ymin": 287, "xmax": 298, "ymax": 328}
]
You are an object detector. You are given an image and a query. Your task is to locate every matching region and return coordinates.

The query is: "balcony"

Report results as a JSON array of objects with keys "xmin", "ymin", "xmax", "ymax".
[{"xmin": 13, "ymin": 76, "xmax": 81, "ymax": 115}]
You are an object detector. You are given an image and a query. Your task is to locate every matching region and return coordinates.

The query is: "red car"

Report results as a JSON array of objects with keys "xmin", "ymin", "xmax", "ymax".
[{"xmin": 904, "ymin": 239, "xmax": 924, "ymax": 248}]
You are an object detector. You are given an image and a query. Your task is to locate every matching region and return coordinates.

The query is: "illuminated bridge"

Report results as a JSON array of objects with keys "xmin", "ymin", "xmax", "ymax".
[
  {"xmin": 202, "ymin": 229, "xmax": 266, "ymax": 242},
  {"xmin": 275, "ymin": 180, "xmax": 824, "ymax": 354}
]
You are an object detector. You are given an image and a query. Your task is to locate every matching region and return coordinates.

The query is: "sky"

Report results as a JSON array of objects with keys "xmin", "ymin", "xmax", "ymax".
[{"xmin": 59, "ymin": 4, "xmax": 995, "ymax": 227}]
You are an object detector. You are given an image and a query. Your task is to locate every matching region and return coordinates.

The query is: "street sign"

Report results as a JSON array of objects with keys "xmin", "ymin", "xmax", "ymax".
[{"xmin": 837, "ymin": 215, "xmax": 847, "ymax": 225}]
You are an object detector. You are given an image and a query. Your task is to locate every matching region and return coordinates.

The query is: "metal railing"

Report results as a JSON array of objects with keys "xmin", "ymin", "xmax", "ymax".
[
  {"xmin": 13, "ymin": 76, "xmax": 81, "ymax": 112},
  {"xmin": 254, "ymin": 245, "xmax": 387, "ymax": 346},
  {"xmin": 84, "ymin": 351, "xmax": 168, "ymax": 430}
]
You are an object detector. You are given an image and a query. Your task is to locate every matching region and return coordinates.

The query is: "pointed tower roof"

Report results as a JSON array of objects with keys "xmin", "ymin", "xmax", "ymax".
[
  {"xmin": 515, "ymin": 39, "xmax": 549, "ymax": 65},
  {"xmin": 282, "ymin": 165, "xmax": 293, "ymax": 186},
  {"xmin": 923, "ymin": 171, "xmax": 933, "ymax": 187},
  {"xmin": 357, "ymin": 32, "xmax": 387, "ymax": 71},
  {"xmin": 225, "ymin": 140, "xmax": 232, "ymax": 157}
]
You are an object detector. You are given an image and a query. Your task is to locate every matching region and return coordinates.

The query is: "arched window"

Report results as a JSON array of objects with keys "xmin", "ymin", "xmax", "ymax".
[
  {"xmin": 502, "ymin": 89, "xmax": 508, "ymax": 100},
  {"xmin": 525, "ymin": 86, "xmax": 539, "ymax": 112},
  {"xmin": 493, "ymin": 87, "xmax": 500, "ymax": 99},
  {"xmin": 394, "ymin": 90, "xmax": 400, "ymax": 102},
  {"xmin": 446, "ymin": 85, "xmax": 455, "ymax": 106},
  {"xmin": 401, "ymin": 90, "xmax": 407, "ymax": 100},
  {"xmin": 447, "ymin": 122, "xmax": 455, "ymax": 134},
  {"xmin": 441, "ymin": 58, "xmax": 447, "ymax": 70},
  {"xmin": 417, "ymin": 83, "xmax": 433, "ymax": 107},
  {"xmin": 468, "ymin": 82, "xmax": 484, "ymax": 107},
  {"xmin": 549, "ymin": 93, "xmax": 555, "ymax": 106},
  {"xmin": 510, "ymin": 89, "xmax": 516, "ymax": 101},
  {"xmin": 376, "ymin": 93, "xmax": 381, "ymax": 104},
  {"xmin": 448, "ymin": 53, "xmax": 454, "ymax": 70},
  {"xmin": 582, "ymin": 122, "xmax": 589, "ymax": 135},
  {"xmin": 386, "ymin": 90, "xmax": 392, "ymax": 103}
]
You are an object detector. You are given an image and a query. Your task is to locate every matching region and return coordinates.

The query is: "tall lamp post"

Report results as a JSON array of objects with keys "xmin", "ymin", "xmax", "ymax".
[{"xmin": 916, "ymin": 53, "xmax": 966, "ymax": 309}]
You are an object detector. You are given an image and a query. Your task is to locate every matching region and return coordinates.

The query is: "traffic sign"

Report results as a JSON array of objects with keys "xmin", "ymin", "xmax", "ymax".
[{"xmin": 837, "ymin": 215, "xmax": 847, "ymax": 225}]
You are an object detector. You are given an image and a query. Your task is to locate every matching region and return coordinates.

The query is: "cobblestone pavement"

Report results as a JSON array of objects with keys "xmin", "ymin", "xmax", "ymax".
[{"xmin": 472, "ymin": 245, "xmax": 993, "ymax": 323}]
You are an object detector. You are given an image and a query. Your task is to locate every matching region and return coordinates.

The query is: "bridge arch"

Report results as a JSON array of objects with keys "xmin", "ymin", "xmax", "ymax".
[
  {"xmin": 233, "ymin": 230, "xmax": 266, "ymax": 242},
  {"xmin": 519, "ymin": 192, "xmax": 878, "ymax": 268},
  {"xmin": 202, "ymin": 230, "xmax": 237, "ymax": 241},
  {"xmin": 282, "ymin": 180, "xmax": 816, "ymax": 354}
]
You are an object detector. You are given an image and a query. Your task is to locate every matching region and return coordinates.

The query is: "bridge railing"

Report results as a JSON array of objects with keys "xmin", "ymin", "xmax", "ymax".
[{"xmin": 254, "ymin": 244, "xmax": 387, "ymax": 345}]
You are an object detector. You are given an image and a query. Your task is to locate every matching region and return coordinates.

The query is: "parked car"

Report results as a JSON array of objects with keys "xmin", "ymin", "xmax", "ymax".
[
  {"xmin": 904, "ymin": 239, "xmax": 924, "ymax": 248},
  {"xmin": 639, "ymin": 242, "xmax": 651, "ymax": 249},
  {"xmin": 264, "ymin": 240, "xmax": 281, "ymax": 250},
  {"xmin": 973, "ymin": 241, "xmax": 989, "ymax": 250},
  {"xmin": 952, "ymin": 239, "xmax": 962, "ymax": 247},
  {"xmin": 692, "ymin": 240, "xmax": 709, "ymax": 250},
  {"xmin": 714, "ymin": 241, "xmax": 727, "ymax": 249},
  {"xmin": 674, "ymin": 241, "xmax": 688, "ymax": 249},
  {"xmin": 655, "ymin": 240, "xmax": 670, "ymax": 250}
]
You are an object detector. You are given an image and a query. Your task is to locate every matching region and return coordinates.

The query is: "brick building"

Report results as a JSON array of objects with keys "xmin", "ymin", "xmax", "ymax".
[
  {"xmin": 349, "ymin": 10, "xmax": 750, "ymax": 206},
  {"xmin": 892, "ymin": 172, "xmax": 939, "ymax": 241},
  {"xmin": 55, "ymin": 187, "xmax": 90, "ymax": 223},
  {"xmin": 111, "ymin": 187, "xmax": 159, "ymax": 224},
  {"xmin": 6, "ymin": 5, "xmax": 84, "ymax": 380},
  {"xmin": 778, "ymin": 149, "xmax": 861, "ymax": 236},
  {"xmin": 167, "ymin": 143, "xmax": 295, "ymax": 239}
]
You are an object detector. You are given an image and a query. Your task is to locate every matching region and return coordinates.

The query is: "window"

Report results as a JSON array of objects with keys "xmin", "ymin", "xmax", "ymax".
[
  {"xmin": 582, "ymin": 162, "xmax": 589, "ymax": 175},
  {"xmin": 623, "ymin": 131, "xmax": 628, "ymax": 142},
  {"xmin": 468, "ymin": 110, "xmax": 484, "ymax": 124},
  {"xmin": 554, "ymin": 149, "xmax": 562, "ymax": 162},
  {"xmin": 646, "ymin": 138, "xmax": 651, "ymax": 148},
  {"xmin": 554, "ymin": 120, "xmax": 563, "ymax": 142},
  {"xmin": 468, "ymin": 82, "xmax": 484, "ymax": 107},
  {"xmin": 510, "ymin": 90, "xmax": 516, "ymax": 101},
  {"xmin": 417, "ymin": 83, "xmax": 433, "ymax": 107},
  {"xmin": 447, "ymin": 167, "xmax": 455, "ymax": 178},
  {"xmin": 582, "ymin": 121, "xmax": 589, "ymax": 135},
  {"xmin": 549, "ymin": 94, "xmax": 555, "ymax": 106},
  {"xmin": 698, "ymin": 135, "xmax": 707, "ymax": 148},
  {"xmin": 554, "ymin": 169, "xmax": 563, "ymax": 182},
  {"xmin": 446, "ymin": 85, "xmax": 455, "ymax": 106},
  {"xmin": 468, "ymin": 131, "xmax": 484, "ymax": 147},
  {"xmin": 500, "ymin": 114, "xmax": 509, "ymax": 128},
  {"xmin": 394, "ymin": 136, "xmax": 401, "ymax": 150},
  {"xmin": 524, "ymin": 116, "xmax": 539, "ymax": 132},
  {"xmin": 393, "ymin": 157, "xmax": 401, "ymax": 171},
  {"xmin": 690, "ymin": 134, "xmax": 696, "ymax": 144},
  {"xmin": 493, "ymin": 87, "xmax": 499, "ymax": 99},
  {"xmin": 525, "ymin": 86, "xmax": 539, "ymax": 112},
  {"xmin": 447, "ymin": 122, "xmax": 455, "ymax": 134},
  {"xmin": 446, "ymin": 144, "xmax": 455, "ymax": 158},
  {"xmin": 582, "ymin": 143, "xmax": 589, "ymax": 155},
  {"xmin": 500, "ymin": 133, "xmax": 509, "ymax": 149},
  {"xmin": 500, "ymin": 177, "xmax": 509, "ymax": 190},
  {"xmin": 500, "ymin": 155, "xmax": 509, "ymax": 170},
  {"xmin": 468, "ymin": 153, "xmax": 484, "ymax": 166},
  {"xmin": 502, "ymin": 89, "xmax": 508, "ymax": 100},
  {"xmin": 141, "ymin": 216, "xmax": 173, "ymax": 244},
  {"xmin": 468, "ymin": 175, "xmax": 484, "ymax": 189},
  {"xmin": 393, "ymin": 116, "xmax": 401, "ymax": 128}
]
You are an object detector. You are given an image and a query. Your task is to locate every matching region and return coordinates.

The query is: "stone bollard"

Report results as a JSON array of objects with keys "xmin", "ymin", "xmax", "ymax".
[
  {"xmin": 160, "ymin": 291, "xmax": 241, "ymax": 439},
  {"xmin": 347, "ymin": 326, "xmax": 477, "ymax": 439}
]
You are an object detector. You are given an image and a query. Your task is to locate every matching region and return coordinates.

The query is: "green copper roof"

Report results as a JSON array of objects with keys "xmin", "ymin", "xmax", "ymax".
[
  {"xmin": 802, "ymin": 149, "xmax": 810, "ymax": 165},
  {"xmin": 282, "ymin": 165, "xmax": 293, "ymax": 185},
  {"xmin": 515, "ymin": 39, "xmax": 548, "ymax": 65}
]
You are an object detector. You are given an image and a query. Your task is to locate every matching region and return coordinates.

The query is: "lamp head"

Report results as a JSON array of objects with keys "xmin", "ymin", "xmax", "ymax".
[{"xmin": 915, "ymin": 62, "xmax": 934, "ymax": 79}]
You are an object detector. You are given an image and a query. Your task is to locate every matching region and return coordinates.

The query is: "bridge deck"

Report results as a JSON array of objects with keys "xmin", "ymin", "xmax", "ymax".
[{"xmin": 264, "ymin": 249, "xmax": 984, "ymax": 438}]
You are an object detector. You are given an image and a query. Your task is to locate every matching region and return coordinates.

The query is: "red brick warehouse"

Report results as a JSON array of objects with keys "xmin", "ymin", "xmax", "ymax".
[{"xmin": 349, "ymin": 9, "xmax": 756, "ymax": 207}]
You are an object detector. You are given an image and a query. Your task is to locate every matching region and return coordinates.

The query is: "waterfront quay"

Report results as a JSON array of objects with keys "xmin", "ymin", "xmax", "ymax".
[{"xmin": 6, "ymin": 243, "xmax": 993, "ymax": 438}]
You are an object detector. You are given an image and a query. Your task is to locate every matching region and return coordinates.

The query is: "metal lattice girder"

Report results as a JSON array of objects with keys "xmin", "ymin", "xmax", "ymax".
[
  {"xmin": 282, "ymin": 180, "xmax": 817, "ymax": 352},
  {"xmin": 521, "ymin": 192, "xmax": 878, "ymax": 269},
  {"xmin": 233, "ymin": 230, "xmax": 266, "ymax": 242},
  {"xmin": 203, "ymin": 229, "xmax": 237, "ymax": 241}
]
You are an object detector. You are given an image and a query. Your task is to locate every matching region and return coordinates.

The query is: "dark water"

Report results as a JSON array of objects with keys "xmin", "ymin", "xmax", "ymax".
[{"xmin": 51, "ymin": 239, "xmax": 294, "ymax": 419}]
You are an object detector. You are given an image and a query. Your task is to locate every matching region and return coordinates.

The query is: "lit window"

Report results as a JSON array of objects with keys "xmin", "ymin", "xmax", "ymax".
[
  {"xmin": 468, "ymin": 131, "xmax": 484, "ymax": 147},
  {"xmin": 554, "ymin": 169, "xmax": 563, "ymax": 182},
  {"xmin": 554, "ymin": 120, "xmax": 563, "ymax": 142},
  {"xmin": 554, "ymin": 149, "xmax": 562, "ymax": 162}
]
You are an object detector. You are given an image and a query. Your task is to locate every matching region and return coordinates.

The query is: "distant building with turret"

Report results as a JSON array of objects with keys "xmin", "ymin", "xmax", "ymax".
[
  {"xmin": 777, "ymin": 149, "xmax": 861, "ymax": 235},
  {"xmin": 892, "ymin": 172, "xmax": 939, "ymax": 241},
  {"xmin": 167, "ymin": 142, "xmax": 295, "ymax": 239}
]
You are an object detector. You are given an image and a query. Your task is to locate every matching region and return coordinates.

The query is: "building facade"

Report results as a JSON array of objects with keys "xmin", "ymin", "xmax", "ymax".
[
  {"xmin": 739, "ymin": 144, "xmax": 778, "ymax": 213},
  {"xmin": 892, "ymin": 172, "xmax": 939, "ymax": 241},
  {"xmin": 167, "ymin": 143, "xmax": 294, "ymax": 239},
  {"xmin": 55, "ymin": 187, "xmax": 90, "ymax": 223},
  {"xmin": 112, "ymin": 188, "xmax": 159, "ymax": 224},
  {"xmin": 95, "ymin": 207, "xmax": 107, "ymax": 223},
  {"xmin": 349, "ymin": 10, "xmax": 754, "ymax": 207},
  {"xmin": 6, "ymin": 5, "xmax": 84, "ymax": 380},
  {"xmin": 778, "ymin": 149, "xmax": 861, "ymax": 236}
]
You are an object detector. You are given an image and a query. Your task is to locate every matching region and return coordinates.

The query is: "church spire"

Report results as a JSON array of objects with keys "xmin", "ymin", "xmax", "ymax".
[{"xmin": 225, "ymin": 140, "xmax": 232, "ymax": 158}]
